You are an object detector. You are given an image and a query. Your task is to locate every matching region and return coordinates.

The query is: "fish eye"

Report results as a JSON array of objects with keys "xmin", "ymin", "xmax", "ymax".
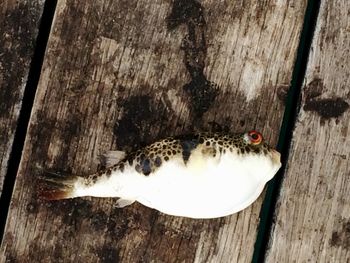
[{"xmin": 247, "ymin": 130, "xmax": 263, "ymax": 145}]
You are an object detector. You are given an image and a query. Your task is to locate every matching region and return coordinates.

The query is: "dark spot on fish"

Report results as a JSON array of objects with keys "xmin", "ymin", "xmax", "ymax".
[
  {"xmin": 141, "ymin": 159, "xmax": 152, "ymax": 176},
  {"xmin": 199, "ymin": 137, "xmax": 204, "ymax": 144},
  {"xmin": 150, "ymin": 153, "xmax": 154, "ymax": 158},
  {"xmin": 304, "ymin": 97, "xmax": 349, "ymax": 120},
  {"xmin": 218, "ymin": 141, "xmax": 223, "ymax": 145},
  {"xmin": 162, "ymin": 145, "xmax": 167, "ymax": 149},
  {"xmin": 253, "ymin": 148, "xmax": 260, "ymax": 154},
  {"xmin": 180, "ymin": 139, "xmax": 199, "ymax": 163},
  {"xmin": 127, "ymin": 156, "xmax": 133, "ymax": 166},
  {"xmin": 154, "ymin": 156, "xmax": 162, "ymax": 167},
  {"xmin": 119, "ymin": 163, "xmax": 125, "ymax": 172},
  {"xmin": 164, "ymin": 156, "xmax": 169, "ymax": 161},
  {"xmin": 106, "ymin": 169, "xmax": 112, "ymax": 176},
  {"xmin": 245, "ymin": 147, "xmax": 251, "ymax": 153},
  {"xmin": 240, "ymin": 148, "xmax": 245, "ymax": 154},
  {"xmin": 206, "ymin": 141, "xmax": 210, "ymax": 146},
  {"xmin": 167, "ymin": 150, "xmax": 172, "ymax": 155},
  {"xmin": 172, "ymin": 150, "xmax": 177, "ymax": 155},
  {"xmin": 91, "ymin": 174, "xmax": 99, "ymax": 183}
]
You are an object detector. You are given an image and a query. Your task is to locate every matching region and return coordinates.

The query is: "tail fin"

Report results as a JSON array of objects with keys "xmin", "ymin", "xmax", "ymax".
[{"xmin": 38, "ymin": 172, "xmax": 78, "ymax": 200}]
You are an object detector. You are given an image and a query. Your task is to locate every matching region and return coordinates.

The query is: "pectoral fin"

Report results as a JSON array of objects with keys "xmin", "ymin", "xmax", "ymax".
[
  {"xmin": 115, "ymin": 198, "xmax": 135, "ymax": 208},
  {"xmin": 101, "ymin": 150, "xmax": 126, "ymax": 167}
]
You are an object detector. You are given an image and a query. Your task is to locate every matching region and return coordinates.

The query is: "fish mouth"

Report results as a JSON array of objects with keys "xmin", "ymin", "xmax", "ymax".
[{"xmin": 270, "ymin": 149, "xmax": 281, "ymax": 167}]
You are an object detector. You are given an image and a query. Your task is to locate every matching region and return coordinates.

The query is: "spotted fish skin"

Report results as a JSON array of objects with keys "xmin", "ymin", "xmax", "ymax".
[
  {"xmin": 93, "ymin": 132, "xmax": 274, "ymax": 179},
  {"xmin": 39, "ymin": 131, "xmax": 281, "ymax": 218}
]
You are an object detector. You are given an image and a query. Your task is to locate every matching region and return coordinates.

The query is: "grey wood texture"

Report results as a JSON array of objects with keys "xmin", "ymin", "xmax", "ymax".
[
  {"xmin": 1, "ymin": 0, "xmax": 306, "ymax": 262},
  {"xmin": 266, "ymin": 0, "xmax": 350, "ymax": 262},
  {"xmin": 0, "ymin": 0, "xmax": 45, "ymax": 195}
]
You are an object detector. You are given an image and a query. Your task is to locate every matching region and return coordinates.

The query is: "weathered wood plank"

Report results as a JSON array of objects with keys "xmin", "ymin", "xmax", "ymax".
[
  {"xmin": 266, "ymin": 0, "xmax": 350, "ymax": 262},
  {"xmin": 1, "ymin": 0, "xmax": 306, "ymax": 262},
  {"xmin": 0, "ymin": 1, "xmax": 45, "ymax": 195}
]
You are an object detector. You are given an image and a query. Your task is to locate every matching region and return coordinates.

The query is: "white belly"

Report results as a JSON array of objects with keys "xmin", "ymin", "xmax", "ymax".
[{"xmin": 135, "ymin": 152, "xmax": 277, "ymax": 219}]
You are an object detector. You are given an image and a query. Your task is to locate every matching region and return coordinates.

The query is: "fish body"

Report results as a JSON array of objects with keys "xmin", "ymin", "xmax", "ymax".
[{"xmin": 40, "ymin": 131, "xmax": 281, "ymax": 219}]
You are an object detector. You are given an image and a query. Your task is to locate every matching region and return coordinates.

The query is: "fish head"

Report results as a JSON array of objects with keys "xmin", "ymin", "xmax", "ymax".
[{"xmin": 240, "ymin": 130, "xmax": 282, "ymax": 181}]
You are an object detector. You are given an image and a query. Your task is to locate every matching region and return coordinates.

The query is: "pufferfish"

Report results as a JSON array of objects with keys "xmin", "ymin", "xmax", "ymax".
[{"xmin": 39, "ymin": 131, "xmax": 281, "ymax": 219}]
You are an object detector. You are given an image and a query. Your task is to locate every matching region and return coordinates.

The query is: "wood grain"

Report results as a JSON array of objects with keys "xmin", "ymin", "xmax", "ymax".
[
  {"xmin": 266, "ymin": 0, "xmax": 350, "ymax": 262},
  {"xmin": 0, "ymin": 1, "xmax": 45, "ymax": 195},
  {"xmin": 1, "ymin": 0, "xmax": 306, "ymax": 262}
]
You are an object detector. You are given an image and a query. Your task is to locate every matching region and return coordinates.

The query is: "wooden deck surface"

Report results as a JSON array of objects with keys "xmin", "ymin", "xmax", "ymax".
[
  {"xmin": 0, "ymin": 0, "xmax": 349, "ymax": 262},
  {"xmin": 0, "ymin": 0, "xmax": 45, "ymax": 195},
  {"xmin": 266, "ymin": 0, "xmax": 350, "ymax": 262}
]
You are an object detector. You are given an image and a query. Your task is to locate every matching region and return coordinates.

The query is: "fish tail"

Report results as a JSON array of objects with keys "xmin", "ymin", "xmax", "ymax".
[{"xmin": 38, "ymin": 172, "xmax": 79, "ymax": 200}]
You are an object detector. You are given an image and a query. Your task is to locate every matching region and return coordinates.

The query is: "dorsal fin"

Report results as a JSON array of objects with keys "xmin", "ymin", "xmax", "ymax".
[{"xmin": 101, "ymin": 150, "xmax": 126, "ymax": 167}]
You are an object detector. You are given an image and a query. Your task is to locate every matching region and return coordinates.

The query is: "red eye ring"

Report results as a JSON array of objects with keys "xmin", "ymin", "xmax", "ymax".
[{"xmin": 247, "ymin": 130, "xmax": 263, "ymax": 145}]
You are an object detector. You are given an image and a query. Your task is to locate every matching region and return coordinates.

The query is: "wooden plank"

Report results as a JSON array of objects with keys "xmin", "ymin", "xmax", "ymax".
[
  {"xmin": 266, "ymin": 0, "xmax": 350, "ymax": 262},
  {"xmin": 0, "ymin": 0, "xmax": 307, "ymax": 262},
  {"xmin": 0, "ymin": 1, "xmax": 45, "ymax": 195}
]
